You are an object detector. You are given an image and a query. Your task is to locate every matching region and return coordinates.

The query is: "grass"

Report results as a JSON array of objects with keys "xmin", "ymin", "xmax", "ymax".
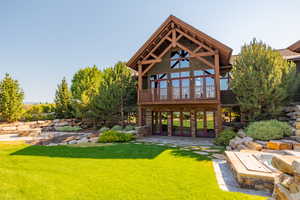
[{"xmin": 0, "ymin": 142, "xmax": 265, "ymax": 200}]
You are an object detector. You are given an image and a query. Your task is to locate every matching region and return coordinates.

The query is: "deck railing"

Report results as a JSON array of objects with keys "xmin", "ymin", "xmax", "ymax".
[{"xmin": 139, "ymin": 85, "xmax": 216, "ymax": 104}]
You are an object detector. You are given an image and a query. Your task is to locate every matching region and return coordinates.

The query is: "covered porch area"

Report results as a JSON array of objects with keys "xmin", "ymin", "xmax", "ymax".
[{"xmin": 141, "ymin": 104, "xmax": 222, "ymax": 138}]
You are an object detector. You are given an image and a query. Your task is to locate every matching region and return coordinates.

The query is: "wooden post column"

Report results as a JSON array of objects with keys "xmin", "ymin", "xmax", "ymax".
[
  {"xmin": 214, "ymin": 51, "xmax": 222, "ymax": 134},
  {"xmin": 167, "ymin": 111, "xmax": 173, "ymax": 136},
  {"xmin": 138, "ymin": 64, "xmax": 143, "ymax": 126},
  {"xmin": 190, "ymin": 110, "xmax": 196, "ymax": 137}
]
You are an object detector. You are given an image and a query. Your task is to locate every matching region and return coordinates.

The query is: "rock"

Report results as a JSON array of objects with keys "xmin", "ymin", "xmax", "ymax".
[
  {"xmin": 272, "ymin": 155, "xmax": 299, "ymax": 175},
  {"xmin": 274, "ymin": 183, "xmax": 293, "ymax": 200},
  {"xmin": 290, "ymin": 136, "xmax": 300, "ymax": 142},
  {"xmin": 229, "ymin": 136, "xmax": 243, "ymax": 148},
  {"xmin": 245, "ymin": 141, "xmax": 263, "ymax": 151},
  {"xmin": 47, "ymin": 143, "xmax": 58, "ymax": 146},
  {"xmin": 226, "ymin": 146, "xmax": 232, "ymax": 151},
  {"xmin": 89, "ymin": 137, "xmax": 98, "ymax": 143},
  {"xmin": 68, "ymin": 140, "xmax": 77, "ymax": 144},
  {"xmin": 63, "ymin": 136, "xmax": 77, "ymax": 143},
  {"xmin": 236, "ymin": 144, "xmax": 247, "ymax": 151},
  {"xmin": 77, "ymin": 137, "xmax": 89, "ymax": 143},
  {"xmin": 255, "ymin": 140, "xmax": 268, "ymax": 146},
  {"xmin": 267, "ymin": 141, "xmax": 293, "ymax": 150},
  {"xmin": 211, "ymin": 153, "xmax": 226, "ymax": 160},
  {"xmin": 202, "ymin": 149, "xmax": 220, "ymax": 153},
  {"xmin": 295, "ymin": 130, "xmax": 300, "ymax": 136},
  {"xmin": 293, "ymin": 143, "xmax": 300, "ymax": 151},
  {"xmin": 193, "ymin": 151, "xmax": 209, "ymax": 155},
  {"xmin": 237, "ymin": 129, "xmax": 246, "ymax": 138},
  {"xmin": 293, "ymin": 160, "xmax": 300, "ymax": 174}
]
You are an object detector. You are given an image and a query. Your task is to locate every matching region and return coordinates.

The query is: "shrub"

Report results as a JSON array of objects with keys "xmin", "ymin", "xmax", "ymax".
[
  {"xmin": 111, "ymin": 125, "xmax": 123, "ymax": 131},
  {"xmin": 123, "ymin": 125, "xmax": 135, "ymax": 131},
  {"xmin": 98, "ymin": 130, "xmax": 134, "ymax": 143},
  {"xmin": 214, "ymin": 129, "xmax": 236, "ymax": 146},
  {"xmin": 245, "ymin": 120, "xmax": 292, "ymax": 141},
  {"xmin": 55, "ymin": 126, "xmax": 82, "ymax": 132},
  {"xmin": 99, "ymin": 126, "xmax": 110, "ymax": 133}
]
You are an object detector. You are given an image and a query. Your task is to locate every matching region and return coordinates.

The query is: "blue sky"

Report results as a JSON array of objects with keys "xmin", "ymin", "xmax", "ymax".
[{"xmin": 0, "ymin": 0, "xmax": 299, "ymax": 102}]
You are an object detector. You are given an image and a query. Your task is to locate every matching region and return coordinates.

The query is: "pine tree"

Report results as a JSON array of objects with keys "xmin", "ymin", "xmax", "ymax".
[
  {"xmin": 0, "ymin": 74, "xmax": 24, "ymax": 122},
  {"xmin": 89, "ymin": 62, "xmax": 136, "ymax": 126},
  {"xmin": 231, "ymin": 39, "xmax": 298, "ymax": 122},
  {"xmin": 54, "ymin": 77, "xmax": 73, "ymax": 118}
]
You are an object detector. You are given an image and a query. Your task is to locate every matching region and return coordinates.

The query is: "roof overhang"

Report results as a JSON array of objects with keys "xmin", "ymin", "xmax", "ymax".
[
  {"xmin": 127, "ymin": 15, "xmax": 232, "ymax": 71},
  {"xmin": 288, "ymin": 40, "xmax": 300, "ymax": 53}
]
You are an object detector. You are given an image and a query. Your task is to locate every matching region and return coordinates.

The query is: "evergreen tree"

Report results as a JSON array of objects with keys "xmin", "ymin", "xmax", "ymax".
[
  {"xmin": 54, "ymin": 77, "xmax": 73, "ymax": 118},
  {"xmin": 231, "ymin": 39, "xmax": 298, "ymax": 122},
  {"xmin": 70, "ymin": 65, "xmax": 102, "ymax": 119},
  {"xmin": 89, "ymin": 62, "xmax": 136, "ymax": 126},
  {"xmin": 0, "ymin": 74, "xmax": 24, "ymax": 122}
]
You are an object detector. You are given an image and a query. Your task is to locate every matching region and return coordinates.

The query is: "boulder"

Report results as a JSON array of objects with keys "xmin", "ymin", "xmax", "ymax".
[
  {"xmin": 293, "ymin": 160, "xmax": 300, "ymax": 174},
  {"xmin": 237, "ymin": 129, "xmax": 246, "ymax": 138},
  {"xmin": 293, "ymin": 143, "xmax": 300, "ymax": 151},
  {"xmin": 245, "ymin": 141, "xmax": 263, "ymax": 151},
  {"xmin": 272, "ymin": 156, "xmax": 299, "ymax": 175},
  {"xmin": 267, "ymin": 141, "xmax": 293, "ymax": 150},
  {"xmin": 273, "ymin": 183, "xmax": 299, "ymax": 200}
]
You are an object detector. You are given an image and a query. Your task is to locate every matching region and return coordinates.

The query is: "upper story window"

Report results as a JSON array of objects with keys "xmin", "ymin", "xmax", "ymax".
[
  {"xmin": 170, "ymin": 50, "xmax": 190, "ymax": 69},
  {"xmin": 220, "ymin": 72, "xmax": 231, "ymax": 91}
]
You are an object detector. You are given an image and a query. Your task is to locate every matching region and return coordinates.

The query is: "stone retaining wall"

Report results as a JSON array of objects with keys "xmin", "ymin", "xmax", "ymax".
[
  {"xmin": 283, "ymin": 104, "xmax": 300, "ymax": 136},
  {"xmin": 0, "ymin": 119, "xmax": 80, "ymax": 136}
]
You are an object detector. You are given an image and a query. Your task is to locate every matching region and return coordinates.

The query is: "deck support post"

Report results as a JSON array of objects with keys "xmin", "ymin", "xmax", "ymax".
[{"xmin": 191, "ymin": 110, "xmax": 196, "ymax": 137}]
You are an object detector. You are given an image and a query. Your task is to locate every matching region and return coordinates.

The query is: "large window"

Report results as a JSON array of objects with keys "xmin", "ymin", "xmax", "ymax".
[
  {"xmin": 194, "ymin": 69, "xmax": 215, "ymax": 98},
  {"xmin": 170, "ymin": 50, "xmax": 190, "ymax": 69}
]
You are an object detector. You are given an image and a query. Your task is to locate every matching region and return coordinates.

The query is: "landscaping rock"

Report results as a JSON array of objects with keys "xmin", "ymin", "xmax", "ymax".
[
  {"xmin": 245, "ymin": 141, "xmax": 263, "ymax": 151},
  {"xmin": 272, "ymin": 155, "xmax": 298, "ymax": 175},
  {"xmin": 211, "ymin": 153, "xmax": 226, "ymax": 160},
  {"xmin": 237, "ymin": 129, "xmax": 246, "ymax": 138},
  {"xmin": 293, "ymin": 143, "xmax": 300, "ymax": 151},
  {"xmin": 293, "ymin": 160, "xmax": 300, "ymax": 174},
  {"xmin": 267, "ymin": 141, "xmax": 293, "ymax": 150},
  {"xmin": 194, "ymin": 151, "xmax": 209, "ymax": 155}
]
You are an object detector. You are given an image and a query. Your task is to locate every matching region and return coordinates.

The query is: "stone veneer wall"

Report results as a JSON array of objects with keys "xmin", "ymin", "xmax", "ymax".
[
  {"xmin": 0, "ymin": 119, "xmax": 79, "ymax": 136},
  {"xmin": 282, "ymin": 104, "xmax": 300, "ymax": 136}
]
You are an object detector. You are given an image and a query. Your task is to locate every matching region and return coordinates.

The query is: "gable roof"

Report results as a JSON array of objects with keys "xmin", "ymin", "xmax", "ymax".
[
  {"xmin": 127, "ymin": 15, "xmax": 232, "ymax": 70},
  {"xmin": 288, "ymin": 40, "xmax": 300, "ymax": 53},
  {"xmin": 278, "ymin": 48, "xmax": 300, "ymax": 60}
]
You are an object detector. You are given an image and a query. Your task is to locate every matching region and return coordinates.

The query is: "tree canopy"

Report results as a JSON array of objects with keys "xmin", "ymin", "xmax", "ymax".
[{"xmin": 231, "ymin": 39, "xmax": 298, "ymax": 122}]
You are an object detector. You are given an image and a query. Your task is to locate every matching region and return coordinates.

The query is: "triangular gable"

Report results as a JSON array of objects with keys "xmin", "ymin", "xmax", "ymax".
[{"xmin": 127, "ymin": 15, "xmax": 232, "ymax": 71}]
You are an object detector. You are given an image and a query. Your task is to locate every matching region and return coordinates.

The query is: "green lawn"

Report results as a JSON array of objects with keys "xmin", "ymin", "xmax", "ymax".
[{"xmin": 0, "ymin": 142, "xmax": 265, "ymax": 200}]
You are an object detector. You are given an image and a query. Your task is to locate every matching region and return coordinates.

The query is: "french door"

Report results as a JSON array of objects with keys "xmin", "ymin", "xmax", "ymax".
[{"xmin": 196, "ymin": 111, "xmax": 216, "ymax": 137}]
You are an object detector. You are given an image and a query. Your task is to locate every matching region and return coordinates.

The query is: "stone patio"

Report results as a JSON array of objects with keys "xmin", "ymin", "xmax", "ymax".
[{"xmin": 136, "ymin": 136, "xmax": 214, "ymax": 147}]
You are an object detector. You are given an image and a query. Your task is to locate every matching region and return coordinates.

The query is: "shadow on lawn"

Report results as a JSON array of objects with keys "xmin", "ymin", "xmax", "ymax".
[
  {"xmin": 10, "ymin": 144, "xmax": 169, "ymax": 159},
  {"xmin": 10, "ymin": 143, "xmax": 211, "ymax": 161}
]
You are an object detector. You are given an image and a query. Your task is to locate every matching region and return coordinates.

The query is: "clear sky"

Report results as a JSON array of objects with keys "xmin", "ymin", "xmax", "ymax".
[{"xmin": 0, "ymin": 0, "xmax": 299, "ymax": 103}]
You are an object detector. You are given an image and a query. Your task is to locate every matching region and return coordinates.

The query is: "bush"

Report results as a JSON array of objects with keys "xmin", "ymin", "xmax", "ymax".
[
  {"xmin": 123, "ymin": 125, "xmax": 135, "ymax": 131},
  {"xmin": 111, "ymin": 125, "xmax": 123, "ymax": 131},
  {"xmin": 55, "ymin": 126, "xmax": 82, "ymax": 132},
  {"xmin": 98, "ymin": 130, "xmax": 134, "ymax": 143},
  {"xmin": 214, "ymin": 129, "xmax": 236, "ymax": 146},
  {"xmin": 245, "ymin": 120, "xmax": 292, "ymax": 141},
  {"xmin": 99, "ymin": 127, "xmax": 110, "ymax": 133}
]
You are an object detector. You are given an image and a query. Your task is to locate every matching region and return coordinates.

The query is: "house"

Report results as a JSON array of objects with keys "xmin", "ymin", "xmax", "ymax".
[
  {"xmin": 127, "ymin": 15, "xmax": 233, "ymax": 137},
  {"xmin": 278, "ymin": 40, "xmax": 300, "ymax": 72}
]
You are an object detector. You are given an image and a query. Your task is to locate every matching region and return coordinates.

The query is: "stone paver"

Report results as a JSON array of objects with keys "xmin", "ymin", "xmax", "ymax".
[
  {"xmin": 212, "ymin": 159, "xmax": 272, "ymax": 197},
  {"xmin": 136, "ymin": 136, "xmax": 214, "ymax": 147}
]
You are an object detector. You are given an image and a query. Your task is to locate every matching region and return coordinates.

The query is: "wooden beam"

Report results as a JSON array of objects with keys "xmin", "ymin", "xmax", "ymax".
[
  {"xmin": 175, "ymin": 28, "xmax": 214, "ymax": 53},
  {"xmin": 142, "ymin": 44, "xmax": 172, "ymax": 76},
  {"xmin": 176, "ymin": 43, "xmax": 215, "ymax": 68},
  {"xmin": 172, "ymin": 29, "xmax": 176, "ymax": 47},
  {"xmin": 141, "ymin": 59, "xmax": 162, "ymax": 65},
  {"xmin": 194, "ymin": 51, "xmax": 215, "ymax": 57}
]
